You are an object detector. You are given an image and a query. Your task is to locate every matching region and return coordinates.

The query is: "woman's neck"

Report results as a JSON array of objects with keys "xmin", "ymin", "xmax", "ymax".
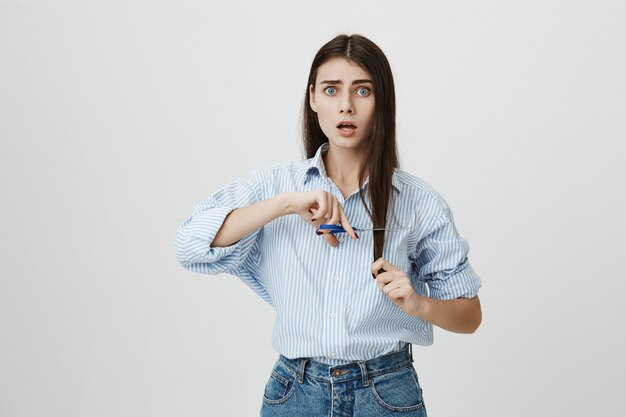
[{"xmin": 322, "ymin": 144, "xmax": 368, "ymax": 188}]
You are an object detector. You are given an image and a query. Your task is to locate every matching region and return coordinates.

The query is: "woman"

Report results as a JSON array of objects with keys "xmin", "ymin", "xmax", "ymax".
[{"xmin": 175, "ymin": 34, "xmax": 482, "ymax": 417}]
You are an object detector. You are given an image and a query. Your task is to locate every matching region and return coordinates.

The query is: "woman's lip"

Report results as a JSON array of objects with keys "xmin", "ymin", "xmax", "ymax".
[{"xmin": 337, "ymin": 126, "xmax": 356, "ymax": 137}]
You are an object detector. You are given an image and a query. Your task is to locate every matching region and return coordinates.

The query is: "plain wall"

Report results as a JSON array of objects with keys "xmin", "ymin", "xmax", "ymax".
[{"xmin": 1, "ymin": 0, "xmax": 625, "ymax": 416}]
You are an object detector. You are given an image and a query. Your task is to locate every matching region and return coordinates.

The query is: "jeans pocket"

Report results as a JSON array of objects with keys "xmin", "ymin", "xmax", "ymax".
[
  {"xmin": 262, "ymin": 361, "xmax": 297, "ymax": 405},
  {"xmin": 369, "ymin": 366, "xmax": 425, "ymax": 412}
]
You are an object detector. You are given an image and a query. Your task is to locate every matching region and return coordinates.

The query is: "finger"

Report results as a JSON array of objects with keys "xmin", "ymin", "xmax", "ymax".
[
  {"xmin": 371, "ymin": 258, "xmax": 385, "ymax": 276},
  {"xmin": 376, "ymin": 277, "xmax": 385, "ymax": 291},
  {"xmin": 327, "ymin": 197, "xmax": 341, "ymax": 227},
  {"xmin": 376, "ymin": 271, "xmax": 403, "ymax": 285},
  {"xmin": 312, "ymin": 191, "xmax": 328, "ymax": 221},
  {"xmin": 325, "ymin": 193, "xmax": 335, "ymax": 223},
  {"xmin": 375, "ymin": 272, "xmax": 390, "ymax": 290},
  {"xmin": 310, "ymin": 208, "xmax": 323, "ymax": 226},
  {"xmin": 310, "ymin": 210, "xmax": 321, "ymax": 228},
  {"xmin": 303, "ymin": 208, "xmax": 316, "ymax": 224},
  {"xmin": 387, "ymin": 287, "xmax": 409, "ymax": 301},
  {"xmin": 339, "ymin": 207, "xmax": 357, "ymax": 240},
  {"xmin": 382, "ymin": 278, "xmax": 405, "ymax": 293},
  {"xmin": 371, "ymin": 257, "xmax": 399, "ymax": 276},
  {"xmin": 322, "ymin": 232, "xmax": 339, "ymax": 247}
]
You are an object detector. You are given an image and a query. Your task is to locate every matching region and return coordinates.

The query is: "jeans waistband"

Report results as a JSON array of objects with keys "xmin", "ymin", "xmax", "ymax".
[{"xmin": 278, "ymin": 344, "xmax": 414, "ymax": 386}]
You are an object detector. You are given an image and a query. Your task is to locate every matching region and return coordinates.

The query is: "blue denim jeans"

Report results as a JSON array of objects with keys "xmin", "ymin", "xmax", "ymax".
[{"xmin": 260, "ymin": 344, "xmax": 427, "ymax": 417}]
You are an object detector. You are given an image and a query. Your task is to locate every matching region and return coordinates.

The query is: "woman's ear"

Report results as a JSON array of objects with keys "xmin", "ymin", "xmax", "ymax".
[{"xmin": 309, "ymin": 84, "xmax": 317, "ymax": 113}]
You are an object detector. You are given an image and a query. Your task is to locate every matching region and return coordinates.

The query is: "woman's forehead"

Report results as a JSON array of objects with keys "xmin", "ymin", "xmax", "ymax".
[{"xmin": 316, "ymin": 58, "xmax": 372, "ymax": 83}]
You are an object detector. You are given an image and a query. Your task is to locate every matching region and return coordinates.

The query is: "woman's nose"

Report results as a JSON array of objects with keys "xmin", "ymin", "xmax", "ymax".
[{"xmin": 339, "ymin": 93, "xmax": 354, "ymax": 114}]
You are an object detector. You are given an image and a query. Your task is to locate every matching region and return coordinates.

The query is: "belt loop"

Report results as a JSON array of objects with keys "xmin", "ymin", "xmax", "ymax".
[
  {"xmin": 409, "ymin": 343, "xmax": 414, "ymax": 362},
  {"xmin": 358, "ymin": 361, "xmax": 370, "ymax": 387},
  {"xmin": 297, "ymin": 358, "xmax": 308, "ymax": 383}
]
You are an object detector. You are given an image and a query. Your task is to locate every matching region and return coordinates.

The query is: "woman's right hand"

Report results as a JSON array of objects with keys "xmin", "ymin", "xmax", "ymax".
[{"xmin": 283, "ymin": 190, "xmax": 358, "ymax": 247}]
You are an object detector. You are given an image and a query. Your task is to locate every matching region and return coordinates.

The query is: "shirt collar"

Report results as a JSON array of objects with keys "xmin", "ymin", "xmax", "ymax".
[{"xmin": 303, "ymin": 142, "xmax": 401, "ymax": 192}]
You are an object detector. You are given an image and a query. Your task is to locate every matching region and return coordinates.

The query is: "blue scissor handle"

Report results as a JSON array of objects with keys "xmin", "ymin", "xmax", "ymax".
[{"xmin": 318, "ymin": 224, "xmax": 347, "ymax": 234}]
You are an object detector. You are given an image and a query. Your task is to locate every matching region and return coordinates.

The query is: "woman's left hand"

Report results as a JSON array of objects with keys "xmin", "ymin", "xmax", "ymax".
[{"xmin": 371, "ymin": 258, "xmax": 424, "ymax": 317}]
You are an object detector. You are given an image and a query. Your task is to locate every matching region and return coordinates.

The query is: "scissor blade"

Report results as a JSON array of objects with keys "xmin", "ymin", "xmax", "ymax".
[
  {"xmin": 355, "ymin": 228, "xmax": 403, "ymax": 232},
  {"xmin": 318, "ymin": 224, "xmax": 404, "ymax": 234}
]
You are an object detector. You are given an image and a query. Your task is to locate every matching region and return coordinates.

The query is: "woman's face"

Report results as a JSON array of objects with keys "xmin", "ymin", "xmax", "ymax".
[{"xmin": 309, "ymin": 58, "xmax": 375, "ymax": 151}]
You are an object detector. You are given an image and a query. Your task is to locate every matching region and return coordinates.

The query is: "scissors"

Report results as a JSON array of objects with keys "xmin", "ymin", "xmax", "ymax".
[{"xmin": 316, "ymin": 224, "xmax": 403, "ymax": 235}]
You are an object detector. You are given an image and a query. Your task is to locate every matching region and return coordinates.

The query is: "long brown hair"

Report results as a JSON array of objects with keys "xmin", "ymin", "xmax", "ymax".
[{"xmin": 302, "ymin": 34, "xmax": 399, "ymax": 262}]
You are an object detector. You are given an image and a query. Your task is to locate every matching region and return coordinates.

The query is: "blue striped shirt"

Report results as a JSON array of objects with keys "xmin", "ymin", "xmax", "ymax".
[{"xmin": 175, "ymin": 143, "xmax": 481, "ymax": 364}]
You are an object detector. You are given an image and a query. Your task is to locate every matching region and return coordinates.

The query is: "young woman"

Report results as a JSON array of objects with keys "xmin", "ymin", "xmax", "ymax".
[{"xmin": 175, "ymin": 34, "xmax": 482, "ymax": 417}]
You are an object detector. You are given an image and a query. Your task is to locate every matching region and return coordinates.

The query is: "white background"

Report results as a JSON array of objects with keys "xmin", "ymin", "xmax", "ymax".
[{"xmin": 1, "ymin": 1, "xmax": 625, "ymax": 416}]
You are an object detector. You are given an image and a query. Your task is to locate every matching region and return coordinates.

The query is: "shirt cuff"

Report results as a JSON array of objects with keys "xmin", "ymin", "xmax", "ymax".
[
  {"xmin": 426, "ymin": 259, "xmax": 482, "ymax": 300},
  {"xmin": 177, "ymin": 206, "xmax": 243, "ymax": 267}
]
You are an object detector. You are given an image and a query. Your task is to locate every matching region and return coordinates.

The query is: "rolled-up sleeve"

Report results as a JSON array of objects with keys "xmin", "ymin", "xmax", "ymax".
[
  {"xmin": 174, "ymin": 174, "xmax": 263, "ymax": 276},
  {"xmin": 412, "ymin": 207, "xmax": 482, "ymax": 300}
]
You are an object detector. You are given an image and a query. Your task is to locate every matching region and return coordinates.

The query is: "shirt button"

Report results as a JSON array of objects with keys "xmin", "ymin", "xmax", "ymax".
[
  {"xmin": 338, "ymin": 236, "xmax": 345, "ymax": 243},
  {"xmin": 333, "ymin": 275, "xmax": 340, "ymax": 282},
  {"xmin": 329, "ymin": 313, "xmax": 336, "ymax": 319}
]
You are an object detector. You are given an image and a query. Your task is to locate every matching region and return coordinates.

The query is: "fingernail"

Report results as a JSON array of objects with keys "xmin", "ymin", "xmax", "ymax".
[
  {"xmin": 316, "ymin": 230, "xmax": 322, "ymax": 236},
  {"xmin": 372, "ymin": 273, "xmax": 376, "ymax": 279},
  {"xmin": 355, "ymin": 232, "xmax": 359, "ymax": 239}
]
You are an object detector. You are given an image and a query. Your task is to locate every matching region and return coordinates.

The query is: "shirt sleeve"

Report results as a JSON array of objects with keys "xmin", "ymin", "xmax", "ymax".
[
  {"xmin": 411, "ymin": 207, "xmax": 482, "ymax": 300},
  {"xmin": 174, "ymin": 172, "xmax": 268, "ymax": 300}
]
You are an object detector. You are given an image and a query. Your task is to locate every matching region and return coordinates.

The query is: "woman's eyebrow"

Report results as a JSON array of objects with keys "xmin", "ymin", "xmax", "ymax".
[{"xmin": 320, "ymin": 79, "xmax": 374, "ymax": 85}]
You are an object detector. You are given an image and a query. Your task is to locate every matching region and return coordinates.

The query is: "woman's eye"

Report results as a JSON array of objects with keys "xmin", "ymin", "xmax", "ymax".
[
  {"xmin": 356, "ymin": 87, "xmax": 371, "ymax": 96},
  {"xmin": 324, "ymin": 87, "xmax": 337, "ymax": 95}
]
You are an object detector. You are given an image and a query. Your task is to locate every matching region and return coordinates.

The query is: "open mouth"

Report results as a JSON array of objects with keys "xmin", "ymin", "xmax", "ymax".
[{"xmin": 336, "ymin": 122, "xmax": 357, "ymax": 131}]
